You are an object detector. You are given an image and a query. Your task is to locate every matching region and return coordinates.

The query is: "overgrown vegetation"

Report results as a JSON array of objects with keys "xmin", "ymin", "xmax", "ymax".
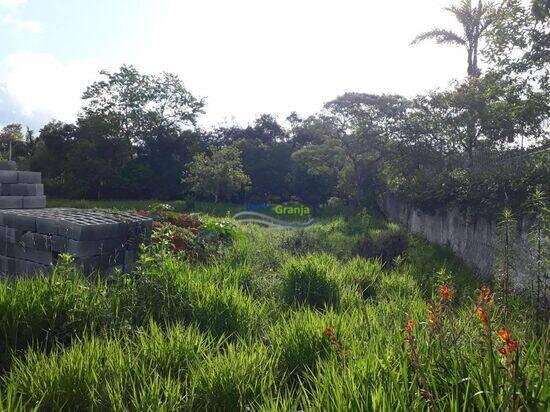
[{"xmin": 0, "ymin": 208, "xmax": 547, "ymax": 411}]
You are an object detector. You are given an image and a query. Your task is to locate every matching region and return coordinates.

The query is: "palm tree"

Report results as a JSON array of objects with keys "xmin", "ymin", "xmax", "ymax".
[{"xmin": 412, "ymin": 0, "xmax": 494, "ymax": 77}]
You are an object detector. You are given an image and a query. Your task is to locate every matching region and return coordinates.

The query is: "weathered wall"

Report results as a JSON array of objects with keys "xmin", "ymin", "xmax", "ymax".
[{"xmin": 379, "ymin": 194, "xmax": 535, "ymax": 290}]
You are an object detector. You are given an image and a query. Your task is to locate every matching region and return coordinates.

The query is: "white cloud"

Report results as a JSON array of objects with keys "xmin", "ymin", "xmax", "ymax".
[
  {"xmin": 0, "ymin": 0, "xmax": 27, "ymax": 9},
  {"xmin": 1, "ymin": 16, "xmax": 42, "ymax": 33},
  {"xmin": 0, "ymin": 52, "xmax": 101, "ymax": 128},
  {"xmin": 134, "ymin": 0, "xmax": 465, "ymax": 127}
]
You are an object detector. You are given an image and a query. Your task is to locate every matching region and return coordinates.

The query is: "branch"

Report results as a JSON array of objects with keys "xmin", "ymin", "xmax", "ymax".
[{"xmin": 411, "ymin": 29, "xmax": 467, "ymax": 46}]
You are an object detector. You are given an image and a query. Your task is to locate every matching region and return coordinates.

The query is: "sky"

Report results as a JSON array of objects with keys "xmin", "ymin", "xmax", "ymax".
[{"xmin": 0, "ymin": 0, "xmax": 468, "ymax": 131}]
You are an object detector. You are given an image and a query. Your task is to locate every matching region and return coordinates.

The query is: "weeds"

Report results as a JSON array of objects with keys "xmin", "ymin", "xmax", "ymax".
[{"xmin": 0, "ymin": 210, "xmax": 547, "ymax": 411}]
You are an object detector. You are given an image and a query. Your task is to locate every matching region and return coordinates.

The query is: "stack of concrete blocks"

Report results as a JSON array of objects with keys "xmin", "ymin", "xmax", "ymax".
[
  {"xmin": 0, "ymin": 162, "xmax": 152, "ymax": 278},
  {"xmin": 0, "ymin": 161, "xmax": 46, "ymax": 209}
]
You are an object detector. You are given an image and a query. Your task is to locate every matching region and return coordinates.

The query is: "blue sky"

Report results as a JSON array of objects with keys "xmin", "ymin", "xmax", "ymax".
[{"xmin": 1, "ymin": 0, "xmax": 466, "ymax": 131}]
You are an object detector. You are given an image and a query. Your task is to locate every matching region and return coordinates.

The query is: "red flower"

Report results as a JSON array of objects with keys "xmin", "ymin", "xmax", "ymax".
[
  {"xmin": 325, "ymin": 327, "xmax": 336, "ymax": 339},
  {"xmin": 438, "ymin": 285, "xmax": 452, "ymax": 301},
  {"xmin": 497, "ymin": 329, "xmax": 511, "ymax": 342},
  {"xmin": 476, "ymin": 306, "xmax": 489, "ymax": 323},
  {"xmin": 481, "ymin": 287, "xmax": 493, "ymax": 304},
  {"xmin": 427, "ymin": 305, "xmax": 437, "ymax": 324},
  {"xmin": 497, "ymin": 329, "xmax": 519, "ymax": 356}
]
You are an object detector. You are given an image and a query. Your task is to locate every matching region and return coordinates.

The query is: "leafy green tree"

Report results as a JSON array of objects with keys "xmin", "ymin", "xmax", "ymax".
[
  {"xmin": 0, "ymin": 123, "xmax": 23, "ymax": 161},
  {"xmin": 412, "ymin": 0, "xmax": 494, "ymax": 77},
  {"xmin": 484, "ymin": 0, "xmax": 549, "ymax": 91},
  {"xmin": 183, "ymin": 146, "xmax": 250, "ymax": 203},
  {"xmin": 294, "ymin": 93, "xmax": 408, "ymax": 207},
  {"xmin": 81, "ymin": 65, "xmax": 205, "ymax": 145}
]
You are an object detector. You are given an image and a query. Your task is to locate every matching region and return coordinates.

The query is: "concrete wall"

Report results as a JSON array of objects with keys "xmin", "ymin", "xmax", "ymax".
[{"xmin": 379, "ymin": 194, "xmax": 536, "ymax": 290}]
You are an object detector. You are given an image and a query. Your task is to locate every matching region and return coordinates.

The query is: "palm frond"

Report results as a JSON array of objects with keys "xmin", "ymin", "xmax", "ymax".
[{"xmin": 411, "ymin": 29, "xmax": 466, "ymax": 46}]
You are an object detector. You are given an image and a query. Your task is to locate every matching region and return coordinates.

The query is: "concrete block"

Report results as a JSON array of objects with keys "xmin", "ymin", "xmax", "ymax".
[
  {"xmin": 0, "ymin": 255, "xmax": 16, "ymax": 276},
  {"xmin": 0, "ymin": 196, "xmax": 23, "ymax": 209},
  {"xmin": 12, "ymin": 245, "xmax": 53, "ymax": 265},
  {"xmin": 0, "ymin": 225, "xmax": 22, "ymax": 243},
  {"xmin": 17, "ymin": 171, "xmax": 41, "ymax": 184},
  {"xmin": 22, "ymin": 196, "xmax": 47, "ymax": 209},
  {"xmin": 18, "ymin": 232, "xmax": 52, "ymax": 251},
  {"xmin": 0, "ymin": 171, "xmax": 18, "ymax": 184},
  {"xmin": 15, "ymin": 259, "xmax": 50, "ymax": 276},
  {"xmin": 61, "ymin": 238, "xmax": 125, "ymax": 258},
  {"xmin": 36, "ymin": 218, "xmax": 59, "ymax": 235},
  {"xmin": 0, "ymin": 161, "xmax": 17, "ymax": 171},
  {"xmin": 3, "ymin": 184, "xmax": 44, "ymax": 196},
  {"xmin": 51, "ymin": 235, "xmax": 68, "ymax": 252},
  {"xmin": 74, "ymin": 253, "xmax": 124, "ymax": 272},
  {"xmin": 2, "ymin": 213, "xmax": 37, "ymax": 231}
]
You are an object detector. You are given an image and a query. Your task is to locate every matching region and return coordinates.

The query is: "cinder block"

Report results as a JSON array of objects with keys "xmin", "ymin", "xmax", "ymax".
[
  {"xmin": 0, "ymin": 171, "xmax": 18, "ymax": 183},
  {"xmin": 15, "ymin": 259, "xmax": 50, "ymax": 276},
  {"xmin": 0, "ymin": 256, "xmax": 16, "ymax": 276},
  {"xmin": 2, "ymin": 213, "xmax": 37, "ymax": 231},
  {"xmin": 52, "ymin": 237, "xmax": 125, "ymax": 257},
  {"xmin": 17, "ymin": 171, "xmax": 41, "ymax": 184},
  {"xmin": 18, "ymin": 232, "xmax": 52, "ymax": 251},
  {"xmin": 0, "ymin": 161, "xmax": 17, "ymax": 171},
  {"xmin": 0, "ymin": 196, "xmax": 23, "ymax": 209},
  {"xmin": 36, "ymin": 218, "xmax": 59, "ymax": 235},
  {"xmin": 4, "ymin": 184, "xmax": 44, "ymax": 196},
  {"xmin": 22, "ymin": 196, "xmax": 47, "ymax": 209},
  {"xmin": 0, "ymin": 225, "xmax": 22, "ymax": 243},
  {"xmin": 74, "ymin": 253, "xmax": 124, "ymax": 272},
  {"xmin": 12, "ymin": 245, "xmax": 53, "ymax": 265}
]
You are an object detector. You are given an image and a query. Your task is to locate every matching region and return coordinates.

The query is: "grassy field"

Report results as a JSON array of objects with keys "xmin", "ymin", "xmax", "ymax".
[{"xmin": 0, "ymin": 205, "xmax": 547, "ymax": 411}]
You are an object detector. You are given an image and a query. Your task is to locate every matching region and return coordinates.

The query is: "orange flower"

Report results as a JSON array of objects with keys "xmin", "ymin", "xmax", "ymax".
[
  {"xmin": 497, "ymin": 329, "xmax": 519, "ymax": 357},
  {"xmin": 439, "ymin": 285, "xmax": 452, "ymax": 301},
  {"xmin": 481, "ymin": 287, "xmax": 493, "ymax": 304},
  {"xmin": 405, "ymin": 319, "xmax": 416, "ymax": 332},
  {"xmin": 325, "ymin": 327, "xmax": 336, "ymax": 339},
  {"xmin": 506, "ymin": 339, "xmax": 518, "ymax": 353},
  {"xmin": 427, "ymin": 305, "xmax": 437, "ymax": 324},
  {"xmin": 497, "ymin": 329, "xmax": 511, "ymax": 342},
  {"xmin": 476, "ymin": 306, "xmax": 489, "ymax": 323}
]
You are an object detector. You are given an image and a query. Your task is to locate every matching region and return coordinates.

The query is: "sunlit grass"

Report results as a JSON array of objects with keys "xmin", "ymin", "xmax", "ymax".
[{"xmin": 0, "ymin": 207, "xmax": 547, "ymax": 411}]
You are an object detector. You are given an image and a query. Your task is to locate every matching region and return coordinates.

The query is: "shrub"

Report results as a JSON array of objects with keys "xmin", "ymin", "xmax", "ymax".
[
  {"xmin": 282, "ymin": 254, "xmax": 340, "ymax": 309},
  {"xmin": 4, "ymin": 323, "xmax": 213, "ymax": 411},
  {"xmin": 190, "ymin": 343, "xmax": 277, "ymax": 411},
  {"xmin": 188, "ymin": 282, "xmax": 266, "ymax": 339},
  {"xmin": 339, "ymin": 257, "xmax": 382, "ymax": 301},
  {"xmin": 356, "ymin": 227, "xmax": 408, "ymax": 264},
  {"xmin": 270, "ymin": 309, "xmax": 339, "ymax": 381},
  {"xmin": 0, "ymin": 262, "xmax": 106, "ymax": 371}
]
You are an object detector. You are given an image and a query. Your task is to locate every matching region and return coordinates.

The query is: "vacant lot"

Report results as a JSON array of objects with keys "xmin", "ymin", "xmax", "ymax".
[{"xmin": 0, "ymin": 205, "xmax": 547, "ymax": 411}]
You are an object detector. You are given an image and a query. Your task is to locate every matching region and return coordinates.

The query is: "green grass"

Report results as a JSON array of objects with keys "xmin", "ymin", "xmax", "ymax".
[
  {"xmin": 47, "ymin": 198, "xmax": 242, "ymax": 217},
  {"xmin": 0, "ymin": 204, "xmax": 547, "ymax": 411}
]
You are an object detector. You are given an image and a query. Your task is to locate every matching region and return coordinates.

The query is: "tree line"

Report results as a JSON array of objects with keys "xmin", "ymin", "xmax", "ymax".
[{"xmin": 1, "ymin": 0, "xmax": 548, "ymax": 214}]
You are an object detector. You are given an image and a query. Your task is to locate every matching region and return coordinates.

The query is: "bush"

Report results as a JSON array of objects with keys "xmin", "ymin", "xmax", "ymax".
[
  {"xmin": 282, "ymin": 254, "xmax": 340, "ymax": 309},
  {"xmin": 190, "ymin": 343, "xmax": 276, "ymax": 411},
  {"xmin": 339, "ymin": 257, "xmax": 382, "ymax": 301},
  {"xmin": 355, "ymin": 227, "xmax": 408, "ymax": 264},
  {"xmin": 0, "ymin": 262, "xmax": 107, "ymax": 371},
  {"xmin": 269, "ymin": 309, "xmax": 338, "ymax": 381},
  {"xmin": 4, "ymin": 323, "xmax": 212, "ymax": 410}
]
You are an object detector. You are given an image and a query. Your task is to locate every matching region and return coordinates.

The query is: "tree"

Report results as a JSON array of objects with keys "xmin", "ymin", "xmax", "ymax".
[
  {"xmin": 291, "ymin": 93, "xmax": 409, "ymax": 207},
  {"xmin": 0, "ymin": 123, "xmax": 23, "ymax": 160},
  {"xmin": 81, "ymin": 65, "xmax": 205, "ymax": 145},
  {"xmin": 183, "ymin": 146, "xmax": 250, "ymax": 203},
  {"xmin": 412, "ymin": 0, "xmax": 494, "ymax": 77},
  {"xmin": 484, "ymin": 0, "xmax": 549, "ymax": 92}
]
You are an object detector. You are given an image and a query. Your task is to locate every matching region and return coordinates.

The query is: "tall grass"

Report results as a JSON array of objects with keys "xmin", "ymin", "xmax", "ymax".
[{"xmin": 0, "ymin": 209, "xmax": 547, "ymax": 411}]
